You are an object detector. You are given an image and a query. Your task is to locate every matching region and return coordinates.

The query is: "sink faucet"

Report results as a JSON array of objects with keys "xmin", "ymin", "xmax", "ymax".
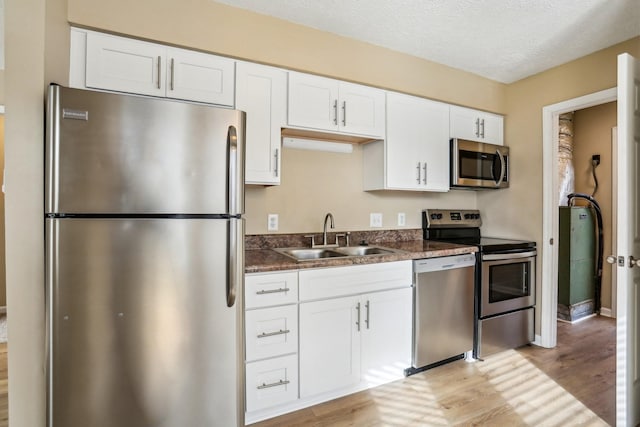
[{"xmin": 323, "ymin": 213, "xmax": 335, "ymax": 246}]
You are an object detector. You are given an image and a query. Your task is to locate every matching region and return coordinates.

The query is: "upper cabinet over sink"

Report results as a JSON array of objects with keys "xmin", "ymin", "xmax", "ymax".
[
  {"xmin": 287, "ymin": 72, "xmax": 385, "ymax": 139},
  {"xmin": 70, "ymin": 28, "xmax": 235, "ymax": 107},
  {"xmin": 450, "ymin": 105, "xmax": 504, "ymax": 145}
]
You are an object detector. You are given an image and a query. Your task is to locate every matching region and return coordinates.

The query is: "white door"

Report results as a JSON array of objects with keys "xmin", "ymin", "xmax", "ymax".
[{"xmin": 616, "ymin": 52, "xmax": 640, "ymax": 427}]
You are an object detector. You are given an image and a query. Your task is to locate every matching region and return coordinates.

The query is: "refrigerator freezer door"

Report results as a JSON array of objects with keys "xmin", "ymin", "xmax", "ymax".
[
  {"xmin": 46, "ymin": 218, "xmax": 243, "ymax": 427},
  {"xmin": 45, "ymin": 85, "xmax": 245, "ymax": 215}
]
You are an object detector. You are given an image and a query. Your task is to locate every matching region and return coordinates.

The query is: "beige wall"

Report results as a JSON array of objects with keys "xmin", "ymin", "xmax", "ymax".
[
  {"xmin": 572, "ymin": 102, "xmax": 616, "ymax": 310},
  {"xmin": 5, "ymin": 0, "xmax": 68, "ymax": 425},
  {"xmin": 67, "ymin": 0, "xmax": 505, "ymax": 113},
  {"xmin": 0, "ymin": 70, "xmax": 5, "ymax": 104},
  {"xmin": 246, "ymin": 147, "xmax": 477, "ymax": 234},
  {"xmin": 0, "ymin": 115, "xmax": 5, "ymax": 308}
]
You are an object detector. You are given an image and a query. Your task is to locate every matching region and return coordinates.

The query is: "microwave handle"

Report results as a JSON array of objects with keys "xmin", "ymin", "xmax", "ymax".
[{"xmin": 495, "ymin": 149, "xmax": 506, "ymax": 187}]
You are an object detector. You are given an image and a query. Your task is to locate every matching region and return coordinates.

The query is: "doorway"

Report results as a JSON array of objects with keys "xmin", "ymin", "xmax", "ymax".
[{"xmin": 540, "ymin": 88, "xmax": 617, "ymax": 348}]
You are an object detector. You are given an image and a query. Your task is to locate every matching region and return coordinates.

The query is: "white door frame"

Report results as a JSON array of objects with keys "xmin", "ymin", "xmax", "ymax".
[{"xmin": 540, "ymin": 87, "xmax": 617, "ymax": 348}]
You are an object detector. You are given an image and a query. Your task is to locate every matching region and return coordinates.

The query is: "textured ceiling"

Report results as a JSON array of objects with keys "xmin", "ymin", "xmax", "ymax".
[{"xmin": 213, "ymin": 0, "xmax": 640, "ymax": 83}]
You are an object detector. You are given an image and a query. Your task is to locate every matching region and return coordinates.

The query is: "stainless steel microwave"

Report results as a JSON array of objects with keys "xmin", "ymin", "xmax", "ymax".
[{"xmin": 450, "ymin": 138, "xmax": 509, "ymax": 189}]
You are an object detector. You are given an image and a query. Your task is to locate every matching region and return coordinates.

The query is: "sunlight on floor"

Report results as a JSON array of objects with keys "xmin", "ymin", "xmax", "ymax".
[
  {"xmin": 476, "ymin": 350, "xmax": 608, "ymax": 426},
  {"xmin": 370, "ymin": 375, "xmax": 449, "ymax": 426},
  {"xmin": 363, "ymin": 350, "xmax": 609, "ymax": 426}
]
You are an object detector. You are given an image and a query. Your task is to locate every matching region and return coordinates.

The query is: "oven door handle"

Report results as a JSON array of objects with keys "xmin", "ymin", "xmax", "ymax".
[{"xmin": 483, "ymin": 250, "xmax": 537, "ymax": 261}]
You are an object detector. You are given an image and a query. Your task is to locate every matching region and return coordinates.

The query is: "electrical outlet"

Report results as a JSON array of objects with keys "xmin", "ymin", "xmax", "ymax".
[
  {"xmin": 267, "ymin": 214, "xmax": 278, "ymax": 231},
  {"xmin": 370, "ymin": 213, "xmax": 383, "ymax": 228},
  {"xmin": 397, "ymin": 212, "xmax": 406, "ymax": 226}
]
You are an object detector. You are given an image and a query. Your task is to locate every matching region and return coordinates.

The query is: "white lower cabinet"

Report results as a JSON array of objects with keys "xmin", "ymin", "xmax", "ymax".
[
  {"xmin": 245, "ymin": 271, "xmax": 300, "ymax": 424},
  {"xmin": 244, "ymin": 261, "xmax": 412, "ymax": 425},
  {"xmin": 299, "ymin": 287, "xmax": 412, "ymax": 398}
]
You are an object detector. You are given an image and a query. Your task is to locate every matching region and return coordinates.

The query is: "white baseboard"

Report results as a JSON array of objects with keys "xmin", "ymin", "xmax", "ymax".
[{"xmin": 599, "ymin": 307, "xmax": 613, "ymax": 318}]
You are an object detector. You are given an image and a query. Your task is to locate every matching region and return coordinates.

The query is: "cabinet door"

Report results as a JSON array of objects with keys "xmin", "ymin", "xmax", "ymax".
[
  {"xmin": 299, "ymin": 297, "xmax": 360, "ymax": 397},
  {"xmin": 339, "ymin": 82, "xmax": 385, "ymax": 138},
  {"xmin": 360, "ymin": 288, "xmax": 413, "ymax": 387},
  {"xmin": 166, "ymin": 47, "xmax": 235, "ymax": 106},
  {"xmin": 85, "ymin": 31, "xmax": 166, "ymax": 97},
  {"xmin": 236, "ymin": 62, "xmax": 286, "ymax": 185},
  {"xmin": 385, "ymin": 92, "xmax": 449, "ymax": 191},
  {"xmin": 450, "ymin": 105, "xmax": 504, "ymax": 145},
  {"xmin": 288, "ymin": 72, "xmax": 339, "ymax": 132}
]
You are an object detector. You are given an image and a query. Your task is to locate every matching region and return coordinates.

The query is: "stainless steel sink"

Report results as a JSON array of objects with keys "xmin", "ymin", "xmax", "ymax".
[
  {"xmin": 275, "ymin": 247, "xmax": 346, "ymax": 261},
  {"xmin": 274, "ymin": 245, "xmax": 403, "ymax": 261},
  {"xmin": 333, "ymin": 246, "xmax": 397, "ymax": 256}
]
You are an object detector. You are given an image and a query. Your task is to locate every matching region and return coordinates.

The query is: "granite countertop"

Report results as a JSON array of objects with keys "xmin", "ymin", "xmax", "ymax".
[{"xmin": 245, "ymin": 231, "xmax": 478, "ymax": 273}]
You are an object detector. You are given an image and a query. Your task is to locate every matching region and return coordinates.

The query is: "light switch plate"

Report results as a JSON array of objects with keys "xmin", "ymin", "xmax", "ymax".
[
  {"xmin": 267, "ymin": 214, "xmax": 278, "ymax": 231},
  {"xmin": 370, "ymin": 213, "xmax": 383, "ymax": 227},
  {"xmin": 397, "ymin": 213, "xmax": 406, "ymax": 226}
]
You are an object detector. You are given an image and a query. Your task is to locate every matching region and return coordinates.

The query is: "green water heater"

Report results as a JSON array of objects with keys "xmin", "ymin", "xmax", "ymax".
[{"xmin": 557, "ymin": 206, "xmax": 596, "ymax": 321}]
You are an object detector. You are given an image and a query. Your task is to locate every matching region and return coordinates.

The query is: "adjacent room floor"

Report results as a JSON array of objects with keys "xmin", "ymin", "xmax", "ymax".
[
  {"xmin": 252, "ymin": 316, "xmax": 615, "ymax": 427},
  {"xmin": 0, "ymin": 316, "xmax": 615, "ymax": 427}
]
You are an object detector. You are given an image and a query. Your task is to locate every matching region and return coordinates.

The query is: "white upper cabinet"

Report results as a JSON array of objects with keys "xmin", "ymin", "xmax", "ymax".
[
  {"xmin": 165, "ymin": 47, "xmax": 234, "ymax": 106},
  {"xmin": 287, "ymin": 72, "xmax": 385, "ymax": 138},
  {"xmin": 85, "ymin": 31, "xmax": 166, "ymax": 97},
  {"xmin": 73, "ymin": 29, "xmax": 235, "ymax": 107},
  {"xmin": 363, "ymin": 92, "xmax": 450, "ymax": 192},
  {"xmin": 236, "ymin": 62, "xmax": 287, "ymax": 185},
  {"xmin": 450, "ymin": 105, "xmax": 504, "ymax": 145}
]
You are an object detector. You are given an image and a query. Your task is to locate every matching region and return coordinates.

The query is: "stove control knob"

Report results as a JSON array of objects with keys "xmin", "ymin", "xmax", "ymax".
[
  {"xmin": 474, "ymin": 214, "xmax": 480, "ymax": 219},
  {"xmin": 430, "ymin": 214, "xmax": 438, "ymax": 220},
  {"xmin": 464, "ymin": 214, "xmax": 471, "ymax": 219},
  {"xmin": 437, "ymin": 213, "xmax": 443, "ymax": 220}
]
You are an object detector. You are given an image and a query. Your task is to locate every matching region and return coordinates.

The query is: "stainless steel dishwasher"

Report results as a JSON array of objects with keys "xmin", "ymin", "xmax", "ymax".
[{"xmin": 408, "ymin": 253, "xmax": 476, "ymax": 374}]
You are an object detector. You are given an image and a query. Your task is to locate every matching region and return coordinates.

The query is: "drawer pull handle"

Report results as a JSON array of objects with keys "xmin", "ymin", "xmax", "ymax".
[
  {"xmin": 256, "ymin": 287, "xmax": 290, "ymax": 295},
  {"xmin": 257, "ymin": 329, "xmax": 290, "ymax": 339},
  {"xmin": 257, "ymin": 379, "xmax": 290, "ymax": 390}
]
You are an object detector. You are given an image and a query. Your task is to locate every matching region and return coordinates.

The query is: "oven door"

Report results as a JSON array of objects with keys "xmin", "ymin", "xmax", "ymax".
[
  {"xmin": 480, "ymin": 250, "xmax": 536, "ymax": 317},
  {"xmin": 451, "ymin": 139, "xmax": 509, "ymax": 189}
]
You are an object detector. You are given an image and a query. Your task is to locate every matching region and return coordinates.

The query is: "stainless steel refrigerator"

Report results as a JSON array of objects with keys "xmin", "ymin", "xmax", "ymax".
[{"xmin": 45, "ymin": 85, "xmax": 245, "ymax": 427}]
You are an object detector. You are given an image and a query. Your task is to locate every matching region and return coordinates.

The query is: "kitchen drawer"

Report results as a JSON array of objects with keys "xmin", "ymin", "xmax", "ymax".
[
  {"xmin": 298, "ymin": 260, "xmax": 412, "ymax": 301},
  {"xmin": 245, "ymin": 271, "xmax": 298, "ymax": 309},
  {"xmin": 246, "ymin": 304, "xmax": 298, "ymax": 361},
  {"xmin": 246, "ymin": 354, "xmax": 298, "ymax": 413}
]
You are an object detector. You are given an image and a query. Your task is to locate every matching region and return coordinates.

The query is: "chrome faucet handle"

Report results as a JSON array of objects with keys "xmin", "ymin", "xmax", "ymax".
[
  {"xmin": 304, "ymin": 234, "xmax": 316, "ymax": 248},
  {"xmin": 334, "ymin": 233, "xmax": 346, "ymax": 246}
]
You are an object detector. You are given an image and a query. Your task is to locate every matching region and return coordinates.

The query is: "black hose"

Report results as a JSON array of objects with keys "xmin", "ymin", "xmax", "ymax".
[{"xmin": 566, "ymin": 193, "xmax": 603, "ymax": 314}]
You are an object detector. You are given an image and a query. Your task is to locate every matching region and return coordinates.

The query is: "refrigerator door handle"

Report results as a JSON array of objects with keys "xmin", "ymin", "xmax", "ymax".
[
  {"xmin": 227, "ymin": 218, "xmax": 244, "ymax": 307},
  {"xmin": 227, "ymin": 125, "xmax": 238, "ymax": 215},
  {"xmin": 226, "ymin": 125, "xmax": 244, "ymax": 215}
]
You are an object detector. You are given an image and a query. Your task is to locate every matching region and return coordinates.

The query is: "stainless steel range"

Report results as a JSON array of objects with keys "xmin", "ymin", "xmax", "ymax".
[{"xmin": 423, "ymin": 209, "xmax": 536, "ymax": 359}]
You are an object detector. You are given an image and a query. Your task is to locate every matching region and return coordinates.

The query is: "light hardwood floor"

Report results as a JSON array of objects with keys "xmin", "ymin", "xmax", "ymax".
[
  {"xmin": 0, "ymin": 317, "xmax": 614, "ymax": 426},
  {"xmin": 252, "ymin": 316, "xmax": 615, "ymax": 426}
]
